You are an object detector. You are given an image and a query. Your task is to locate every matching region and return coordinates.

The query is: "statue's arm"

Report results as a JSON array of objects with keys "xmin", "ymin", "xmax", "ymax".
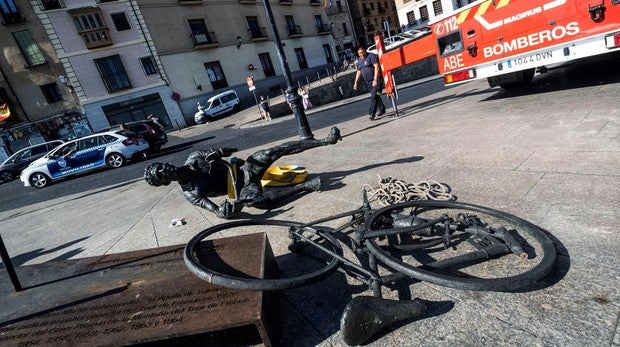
[{"xmin": 183, "ymin": 191, "xmax": 239, "ymax": 219}]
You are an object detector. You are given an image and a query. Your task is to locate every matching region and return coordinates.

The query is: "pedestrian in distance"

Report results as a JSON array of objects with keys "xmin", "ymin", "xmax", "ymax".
[
  {"xmin": 299, "ymin": 87, "xmax": 313, "ymax": 111},
  {"xmin": 147, "ymin": 114, "xmax": 161, "ymax": 126},
  {"xmin": 259, "ymin": 95, "xmax": 272, "ymax": 121},
  {"xmin": 353, "ymin": 46, "xmax": 387, "ymax": 121},
  {"xmin": 144, "ymin": 127, "xmax": 342, "ymax": 219}
]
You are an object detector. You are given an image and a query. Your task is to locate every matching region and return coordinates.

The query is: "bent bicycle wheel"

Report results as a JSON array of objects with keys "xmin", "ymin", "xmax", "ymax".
[
  {"xmin": 184, "ymin": 220, "xmax": 342, "ymax": 291},
  {"xmin": 364, "ymin": 200, "xmax": 557, "ymax": 291}
]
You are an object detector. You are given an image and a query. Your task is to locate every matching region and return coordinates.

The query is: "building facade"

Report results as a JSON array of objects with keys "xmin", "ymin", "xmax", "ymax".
[
  {"xmin": 324, "ymin": 0, "xmax": 357, "ymax": 62},
  {"xmin": 31, "ymin": 0, "xmax": 185, "ymax": 133},
  {"xmin": 0, "ymin": 0, "xmax": 84, "ymax": 158},
  {"xmin": 136, "ymin": 0, "xmax": 337, "ymax": 121},
  {"xmin": 346, "ymin": 0, "xmax": 399, "ymax": 48},
  {"xmin": 394, "ymin": 0, "xmax": 469, "ymax": 31}
]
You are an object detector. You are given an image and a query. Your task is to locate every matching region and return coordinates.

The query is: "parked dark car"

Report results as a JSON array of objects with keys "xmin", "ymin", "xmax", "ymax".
[
  {"xmin": 102, "ymin": 120, "xmax": 167, "ymax": 151},
  {"xmin": 0, "ymin": 140, "xmax": 64, "ymax": 183}
]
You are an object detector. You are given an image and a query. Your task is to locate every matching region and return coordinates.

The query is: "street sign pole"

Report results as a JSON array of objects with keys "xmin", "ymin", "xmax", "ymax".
[
  {"xmin": 247, "ymin": 76, "xmax": 263, "ymax": 119},
  {"xmin": 262, "ymin": 0, "xmax": 314, "ymax": 140}
]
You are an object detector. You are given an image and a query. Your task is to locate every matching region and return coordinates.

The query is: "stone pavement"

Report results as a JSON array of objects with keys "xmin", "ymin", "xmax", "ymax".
[{"xmin": 1, "ymin": 74, "xmax": 618, "ymax": 346}]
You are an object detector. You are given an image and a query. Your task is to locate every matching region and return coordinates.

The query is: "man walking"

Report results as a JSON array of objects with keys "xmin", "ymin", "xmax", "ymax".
[{"xmin": 353, "ymin": 46, "xmax": 387, "ymax": 121}]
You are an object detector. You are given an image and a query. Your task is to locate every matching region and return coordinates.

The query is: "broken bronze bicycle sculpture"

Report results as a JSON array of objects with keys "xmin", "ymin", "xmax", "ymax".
[{"xmin": 184, "ymin": 190, "xmax": 558, "ymax": 345}]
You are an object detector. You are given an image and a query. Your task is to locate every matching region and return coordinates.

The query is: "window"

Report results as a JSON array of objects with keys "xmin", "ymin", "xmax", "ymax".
[
  {"xmin": 294, "ymin": 48, "xmax": 308, "ymax": 69},
  {"xmin": 140, "ymin": 56, "xmax": 158, "ymax": 75},
  {"xmin": 204, "ymin": 61, "xmax": 228, "ymax": 90},
  {"xmin": 40, "ymin": 0, "xmax": 62, "ymax": 10},
  {"xmin": 406, "ymin": 11, "xmax": 416, "ymax": 26},
  {"xmin": 314, "ymin": 15, "xmax": 323, "ymax": 27},
  {"xmin": 1, "ymin": 0, "xmax": 25, "ymax": 24},
  {"xmin": 78, "ymin": 136, "xmax": 99, "ymax": 150},
  {"xmin": 247, "ymin": 16, "xmax": 265, "ymax": 39},
  {"xmin": 284, "ymin": 15, "xmax": 300, "ymax": 36},
  {"xmin": 70, "ymin": 8, "xmax": 112, "ymax": 49},
  {"xmin": 258, "ymin": 53, "xmax": 275, "ymax": 77},
  {"xmin": 432, "ymin": 0, "xmax": 443, "ymax": 16},
  {"xmin": 419, "ymin": 5, "xmax": 429, "ymax": 21},
  {"xmin": 94, "ymin": 55, "xmax": 131, "ymax": 92},
  {"xmin": 110, "ymin": 12, "xmax": 131, "ymax": 31},
  {"xmin": 323, "ymin": 44, "xmax": 334, "ymax": 63},
  {"xmin": 40, "ymin": 83, "xmax": 63, "ymax": 103},
  {"xmin": 342, "ymin": 23, "xmax": 349, "ymax": 36},
  {"xmin": 12, "ymin": 31, "xmax": 46, "ymax": 67},
  {"xmin": 188, "ymin": 18, "xmax": 215, "ymax": 45}
]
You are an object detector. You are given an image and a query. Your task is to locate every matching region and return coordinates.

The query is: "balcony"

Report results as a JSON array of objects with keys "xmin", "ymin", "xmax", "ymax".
[
  {"xmin": 279, "ymin": 0, "xmax": 292, "ymax": 4},
  {"xmin": 192, "ymin": 31, "xmax": 218, "ymax": 47},
  {"xmin": 179, "ymin": 0, "xmax": 201, "ymax": 4},
  {"xmin": 309, "ymin": 0, "xmax": 321, "ymax": 5},
  {"xmin": 286, "ymin": 25, "xmax": 303, "ymax": 38},
  {"xmin": 316, "ymin": 24, "xmax": 331, "ymax": 35},
  {"xmin": 1, "ymin": 11, "xmax": 27, "ymax": 25},
  {"xmin": 249, "ymin": 27, "xmax": 269, "ymax": 41},
  {"xmin": 239, "ymin": 0, "xmax": 254, "ymax": 3},
  {"xmin": 325, "ymin": 4, "xmax": 346, "ymax": 15},
  {"xmin": 38, "ymin": 0, "xmax": 65, "ymax": 10},
  {"xmin": 81, "ymin": 29, "xmax": 113, "ymax": 49}
]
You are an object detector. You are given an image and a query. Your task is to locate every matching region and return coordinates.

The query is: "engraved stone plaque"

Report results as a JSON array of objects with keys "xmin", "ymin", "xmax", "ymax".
[{"xmin": 0, "ymin": 232, "xmax": 278, "ymax": 346}]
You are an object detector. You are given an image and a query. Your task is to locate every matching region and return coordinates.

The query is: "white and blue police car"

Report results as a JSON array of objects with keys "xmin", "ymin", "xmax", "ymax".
[{"xmin": 20, "ymin": 130, "xmax": 149, "ymax": 188}]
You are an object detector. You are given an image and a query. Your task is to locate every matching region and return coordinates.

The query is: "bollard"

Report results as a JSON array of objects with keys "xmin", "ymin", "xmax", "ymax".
[
  {"xmin": 175, "ymin": 119, "xmax": 182, "ymax": 132},
  {"xmin": 0, "ymin": 234, "xmax": 22, "ymax": 291}
]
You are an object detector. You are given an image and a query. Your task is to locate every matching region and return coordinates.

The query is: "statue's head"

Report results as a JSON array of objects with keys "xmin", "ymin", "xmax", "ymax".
[{"xmin": 144, "ymin": 162, "xmax": 178, "ymax": 186}]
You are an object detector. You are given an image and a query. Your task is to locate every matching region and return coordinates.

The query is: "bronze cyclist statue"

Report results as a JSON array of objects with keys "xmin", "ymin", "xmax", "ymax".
[{"xmin": 144, "ymin": 127, "xmax": 342, "ymax": 219}]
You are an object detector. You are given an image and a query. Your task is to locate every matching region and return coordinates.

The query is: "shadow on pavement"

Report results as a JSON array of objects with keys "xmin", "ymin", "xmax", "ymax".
[{"xmin": 0, "ymin": 237, "xmax": 89, "ymax": 269}]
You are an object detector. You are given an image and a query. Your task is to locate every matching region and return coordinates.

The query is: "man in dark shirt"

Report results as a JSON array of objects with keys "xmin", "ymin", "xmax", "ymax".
[
  {"xmin": 144, "ymin": 127, "xmax": 342, "ymax": 219},
  {"xmin": 353, "ymin": 46, "xmax": 387, "ymax": 120}
]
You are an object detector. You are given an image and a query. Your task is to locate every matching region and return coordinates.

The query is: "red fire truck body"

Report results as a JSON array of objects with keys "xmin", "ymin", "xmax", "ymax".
[{"xmin": 377, "ymin": 0, "xmax": 620, "ymax": 91}]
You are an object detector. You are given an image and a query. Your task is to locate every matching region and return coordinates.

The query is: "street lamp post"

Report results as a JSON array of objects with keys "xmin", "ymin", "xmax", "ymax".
[{"xmin": 262, "ymin": 0, "xmax": 314, "ymax": 140}]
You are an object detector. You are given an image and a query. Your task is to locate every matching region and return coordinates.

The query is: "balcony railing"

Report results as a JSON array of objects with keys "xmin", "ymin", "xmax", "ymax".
[
  {"xmin": 39, "ymin": 0, "xmax": 65, "ymax": 10},
  {"xmin": 316, "ymin": 24, "xmax": 331, "ymax": 35},
  {"xmin": 192, "ymin": 31, "xmax": 218, "ymax": 47},
  {"xmin": 249, "ymin": 27, "xmax": 269, "ymax": 40},
  {"xmin": 286, "ymin": 25, "xmax": 303, "ymax": 37},
  {"xmin": 81, "ymin": 29, "xmax": 113, "ymax": 49},
  {"xmin": 1, "ymin": 12, "xmax": 27, "ymax": 25},
  {"xmin": 239, "ymin": 0, "xmax": 254, "ymax": 3},
  {"xmin": 179, "ymin": 0, "xmax": 201, "ymax": 4}
]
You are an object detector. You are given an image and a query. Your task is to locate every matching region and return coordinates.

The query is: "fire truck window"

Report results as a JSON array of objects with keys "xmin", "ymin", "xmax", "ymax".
[{"xmin": 438, "ymin": 32, "xmax": 464, "ymax": 57}]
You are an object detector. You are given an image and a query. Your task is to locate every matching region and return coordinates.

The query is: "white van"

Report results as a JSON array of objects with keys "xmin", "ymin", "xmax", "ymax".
[{"xmin": 194, "ymin": 90, "xmax": 241, "ymax": 123}]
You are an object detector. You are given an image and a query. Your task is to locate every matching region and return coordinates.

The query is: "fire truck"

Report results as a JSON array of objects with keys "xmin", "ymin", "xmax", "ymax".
[{"xmin": 376, "ymin": 0, "xmax": 620, "ymax": 92}]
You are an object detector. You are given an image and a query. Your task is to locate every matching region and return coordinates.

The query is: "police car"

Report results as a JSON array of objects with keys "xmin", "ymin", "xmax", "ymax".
[{"xmin": 20, "ymin": 130, "xmax": 149, "ymax": 188}]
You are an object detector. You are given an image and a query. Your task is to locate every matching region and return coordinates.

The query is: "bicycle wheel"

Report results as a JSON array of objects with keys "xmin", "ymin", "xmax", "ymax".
[
  {"xmin": 364, "ymin": 200, "xmax": 557, "ymax": 291},
  {"xmin": 184, "ymin": 220, "xmax": 342, "ymax": 291}
]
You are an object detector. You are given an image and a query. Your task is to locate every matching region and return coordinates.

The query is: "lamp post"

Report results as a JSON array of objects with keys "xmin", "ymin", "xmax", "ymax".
[{"xmin": 262, "ymin": 0, "xmax": 313, "ymax": 140}]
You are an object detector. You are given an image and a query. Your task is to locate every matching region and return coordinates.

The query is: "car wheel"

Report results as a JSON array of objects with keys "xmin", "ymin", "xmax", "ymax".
[
  {"xmin": 29, "ymin": 172, "xmax": 50, "ymax": 188},
  {"xmin": 0, "ymin": 171, "xmax": 14, "ymax": 182},
  {"xmin": 106, "ymin": 153, "xmax": 125, "ymax": 168}
]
